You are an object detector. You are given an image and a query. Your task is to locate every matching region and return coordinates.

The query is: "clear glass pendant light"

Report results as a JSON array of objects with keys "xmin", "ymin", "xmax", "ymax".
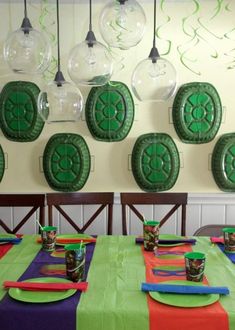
[
  {"xmin": 99, "ymin": 0, "xmax": 146, "ymax": 50},
  {"xmin": 3, "ymin": 0, "xmax": 51, "ymax": 74},
  {"xmin": 131, "ymin": 0, "xmax": 177, "ymax": 102},
  {"xmin": 67, "ymin": 0, "xmax": 113, "ymax": 86},
  {"xmin": 37, "ymin": 0, "xmax": 83, "ymax": 123}
]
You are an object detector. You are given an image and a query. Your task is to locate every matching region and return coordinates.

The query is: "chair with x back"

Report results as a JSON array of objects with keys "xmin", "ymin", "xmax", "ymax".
[
  {"xmin": 194, "ymin": 224, "xmax": 235, "ymax": 237},
  {"xmin": 0, "ymin": 194, "xmax": 45, "ymax": 234},
  {"xmin": 120, "ymin": 192, "xmax": 188, "ymax": 235},
  {"xmin": 46, "ymin": 192, "xmax": 114, "ymax": 235}
]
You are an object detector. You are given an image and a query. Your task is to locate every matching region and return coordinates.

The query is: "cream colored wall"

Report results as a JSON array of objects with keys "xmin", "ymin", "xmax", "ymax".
[{"xmin": 0, "ymin": 0, "xmax": 234, "ymax": 193}]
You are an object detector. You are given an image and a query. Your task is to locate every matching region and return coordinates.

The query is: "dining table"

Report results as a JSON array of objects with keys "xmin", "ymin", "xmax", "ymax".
[{"xmin": 0, "ymin": 233, "xmax": 235, "ymax": 330}]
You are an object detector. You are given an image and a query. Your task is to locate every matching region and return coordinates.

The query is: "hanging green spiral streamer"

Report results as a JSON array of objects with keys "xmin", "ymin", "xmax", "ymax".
[
  {"xmin": 155, "ymin": 0, "xmax": 172, "ymax": 56},
  {"xmin": 40, "ymin": 0, "xmax": 57, "ymax": 81}
]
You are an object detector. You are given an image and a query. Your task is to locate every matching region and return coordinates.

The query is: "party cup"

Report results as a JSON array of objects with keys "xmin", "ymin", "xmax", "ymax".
[
  {"xmin": 41, "ymin": 226, "xmax": 57, "ymax": 252},
  {"xmin": 223, "ymin": 227, "xmax": 235, "ymax": 252},
  {"xmin": 65, "ymin": 243, "xmax": 86, "ymax": 282},
  {"xmin": 184, "ymin": 251, "xmax": 206, "ymax": 282},
  {"xmin": 143, "ymin": 221, "xmax": 160, "ymax": 252}
]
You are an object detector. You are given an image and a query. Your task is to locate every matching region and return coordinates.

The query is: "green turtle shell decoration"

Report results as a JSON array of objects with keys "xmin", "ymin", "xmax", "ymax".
[
  {"xmin": 212, "ymin": 133, "xmax": 235, "ymax": 192},
  {"xmin": 172, "ymin": 82, "xmax": 222, "ymax": 144},
  {"xmin": 131, "ymin": 133, "xmax": 180, "ymax": 192},
  {"xmin": 85, "ymin": 81, "xmax": 134, "ymax": 141},
  {"xmin": 43, "ymin": 133, "xmax": 90, "ymax": 192},
  {"xmin": 0, "ymin": 81, "xmax": 45, "ymax": 142},
  {"xmin": 0, "ymin": 145, "xmax": 5, "ymax": 183}
]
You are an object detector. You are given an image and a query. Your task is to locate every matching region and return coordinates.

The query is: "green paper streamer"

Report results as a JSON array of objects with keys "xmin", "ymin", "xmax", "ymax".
[
  {"xmin": 155, "ymin": 0, "xmax": 172, "ymax": 56},
  {"xmin": 223, "ymin": 1, "xmax": 235, "ymax": 70},
  {"xmin": 177, "ymin": 0, "xmax": 201, "ymax": 75},
  {"xmin": 40, "ymin": 0, "xmax": 57, "ymax": 81}
]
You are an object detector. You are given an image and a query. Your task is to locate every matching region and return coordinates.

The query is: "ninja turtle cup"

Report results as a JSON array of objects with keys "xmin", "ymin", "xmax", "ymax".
[
  {"xmin": 184, "ymin": 252, "xmax": 206, "ymax": 282},
  {"xmin": 223, "ymin": 228, "xmax": 235, "ymax": 252},
  {"xmin": 65, "ymin": 243, "xmax": 86, "ymax": 282},
  {"xmin": 143, "ymin": 221, "xmax": 160, "ymax": 252},
  {"xmin": 41, "ymin": 226, "xmax": 57, "ymax": 252}
]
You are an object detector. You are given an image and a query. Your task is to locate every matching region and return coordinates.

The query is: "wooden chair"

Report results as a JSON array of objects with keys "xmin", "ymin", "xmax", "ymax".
[
  {"xmin": 0, "ymin": 194, "xmax": 45, "ymax": 234},
  {"xmin": 120, "ymin": 192, "xmax": 188, "ymax": 235},
  {"xmin": 46, "ymin": 192, "xmax": 114, "ymax": 235},
  {"xmin": 194, "ymin": 224, "xmax": 235, "ymax": 237}
]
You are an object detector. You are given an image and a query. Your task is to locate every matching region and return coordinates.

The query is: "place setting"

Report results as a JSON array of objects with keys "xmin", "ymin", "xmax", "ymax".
[
  {"xmin": 2, "ymin": 226, "xmax": 89, "ymax": 304},
  {"xmin": 140, "ymin": 220, "xmax": 230, "ymax": 308},
  {"xmin": 210, "ymin": 227, "xmax": 235, "ymax": 263}
]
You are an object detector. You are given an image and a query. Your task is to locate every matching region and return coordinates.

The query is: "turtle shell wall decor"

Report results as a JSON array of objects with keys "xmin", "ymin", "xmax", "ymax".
[
  {"xmin": 0, "ymin": 145, "xmax": 5, "ymax": 183},
  {"xmin": 172, "ymin": 82, "xmax": 222, "ymax": 144},
  {"xmin": 212, "ymin": 133, "xmax": 235, "ymax": 192},
  {"xmin": 131, "ymin": 133, "xmax": 180, "ymax": 192},
  {"xmin": 43, "ymin": 133, "xmax": 91, "ymax": 192},
  {"xmin": 85, "ymin": 81, "xmax": 134, "ymax": 141},
  {"xmin": 0, "ymin": 81, "xmax": 45, "ymax": 142}
]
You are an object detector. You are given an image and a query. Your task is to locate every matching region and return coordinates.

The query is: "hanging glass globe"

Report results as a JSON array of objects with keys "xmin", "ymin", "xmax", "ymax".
[
  {"xmin": 68, "ymin": 38, "xmax": 113, "ymax": 86},
  {"xmin": 131, "ymin": 56, "xmax": 177, "ymax": 102},
  {"xmin": 99, "ymin": 0, "xmax": 146, "ymax": 50},
  {"xmin": 37, "ymin": 72, "xmax": 83, "ymax": 123},
  {"xmin": 4, "ymin": 22, "xmax": 51, "ymax": 74}
]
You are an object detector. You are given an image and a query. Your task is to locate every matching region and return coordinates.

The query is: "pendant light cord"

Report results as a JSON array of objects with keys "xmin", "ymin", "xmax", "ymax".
[
  {"xmin": 24, "ymin": 0, "xmax": 28, "ymax": 18},
  {"xmin": 85, "ymin": 0, "xmax": 96, "ymax": 46},
  {"xmin": 54, "ymin": 0, "xmax": 65, "ymax": 84},
  {"xmin": 21, "ymin": 0, "xmax": 32, "ymax": 32},
  {"xmin": 148, "ymin": 0, "xmax": 159, "ymax": 62},
  {"xmin": 89, "ymin": 0, "xmax": 92, "ymax": 31},
  {"xmin": 56, "ymin": 0, "xmax": 61, "ymax": 72},
  {"xmin": 153, "ymin": 0, "xmax": 156, "ymax": 49}
]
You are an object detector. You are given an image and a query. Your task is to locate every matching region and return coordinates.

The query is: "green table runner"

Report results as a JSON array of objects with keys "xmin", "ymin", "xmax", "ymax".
[{"xmin": 77, "ymin": 235, "xmax": 149, "ymax": 330}]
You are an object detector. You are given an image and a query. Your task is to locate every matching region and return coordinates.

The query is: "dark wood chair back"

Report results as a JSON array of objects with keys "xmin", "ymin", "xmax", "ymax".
[
  {"xmin": 0, "ymin": 194, "xmax": 45, "ymax": 233},
  {"xmin": 46, "ymin": 192, "xmax": 114, "ymax": 235},
  {"xmin": 194, "ymin": 224, "xmax": 235, "ymax": 237},
  {"xmin": 120, "ymin": 192, "xmax": 188, "ymax": 235}
]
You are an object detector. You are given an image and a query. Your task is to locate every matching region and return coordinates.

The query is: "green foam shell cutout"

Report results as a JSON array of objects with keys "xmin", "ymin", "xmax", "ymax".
[
  {"xmin": 173, "ymin": 82, "xmax": 222, "ymax": 144},
  {"xmin": 85, "ymin": 81, "xmax": 134, "ymax": 141},
  {"xmin": 0, "ymin": 81, "xmax": 45, "ymax": 142},
  {"xmin": 131, "ymin": 133, "xmax": 180, "ymax": 192},
  {"xmin": 212, "ymin": 133, "xmax": 235, "ymax": 192},
  {"xmin": 43, "ymin": 133, "xmax": 91, "ymax": 192}
]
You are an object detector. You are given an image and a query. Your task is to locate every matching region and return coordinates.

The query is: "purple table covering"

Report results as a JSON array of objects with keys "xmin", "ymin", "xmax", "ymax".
[
  {"xmin": 0, "ymin": 243, "xmax": 96, "ymax": 330},
  {"xmin": 218, "ymin": 243, "xmax": 235, "ymax": 263}
]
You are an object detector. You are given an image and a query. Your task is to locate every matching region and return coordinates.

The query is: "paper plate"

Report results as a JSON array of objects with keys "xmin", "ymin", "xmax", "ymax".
[
  {"xmin": 8, "ymin": 277, "xmax": 76, "ymax": 303},
  {"xmin": 149, "ymin": 280, "xmax": 219, "ymax": 308},
  {"xmin": 0, "ymin": 234, "xmax": 17, "ymax": 245},
  {"xmin": 158, "ymin": 234, "xmax": 185, "ymax": 247},
  {"xmin": 56, "ymin": 234, "xmax": 93, "ymax": 246}
]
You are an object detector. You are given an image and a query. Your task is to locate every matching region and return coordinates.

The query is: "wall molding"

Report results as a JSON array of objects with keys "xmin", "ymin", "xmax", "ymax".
[
  {"xmin": 188, "ymin": 193, "xmax": 235, "ymax": 205},
  {"xmin": 114, "ymin": 192, "xmax": 235, "ymax": 205}
]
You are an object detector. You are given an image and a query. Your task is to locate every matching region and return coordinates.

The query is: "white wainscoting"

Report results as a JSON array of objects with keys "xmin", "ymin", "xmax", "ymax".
[{"xmin": 1, "ymin": 193, "xmax": 235, "ymax": 235}]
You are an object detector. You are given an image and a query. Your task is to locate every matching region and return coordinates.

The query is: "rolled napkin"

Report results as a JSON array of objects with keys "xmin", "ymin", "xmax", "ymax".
[
  {"xmin": 210, "ymin": 237, "xmax": 224, "ymax": 244},
  {"xmin": 141, "ymin": 283, "xmax": 229, "ymax": 295},
  {"xmin": 3, "ymin": 281, "xmax": 88, "ymax": 292},
  {"xmin": 56, "ymin": 238, "xmax": 96, "ymax": 244},
  {"xmin": 36, "ymin": 237, "xmax": 96, "ymax": 244},
  {"xmin": 135, "ymin": 237, "xmax": 196, "ymax": 245},
  {"xmin": 0, "ymin": 238, "xmax": 22, "ymax": 244}
]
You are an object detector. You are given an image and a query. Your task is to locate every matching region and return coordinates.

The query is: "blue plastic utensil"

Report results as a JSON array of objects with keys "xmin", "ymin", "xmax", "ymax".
[{"xmin": 0, "ymin": 238, "xmax": 22, "ymax": 244}]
